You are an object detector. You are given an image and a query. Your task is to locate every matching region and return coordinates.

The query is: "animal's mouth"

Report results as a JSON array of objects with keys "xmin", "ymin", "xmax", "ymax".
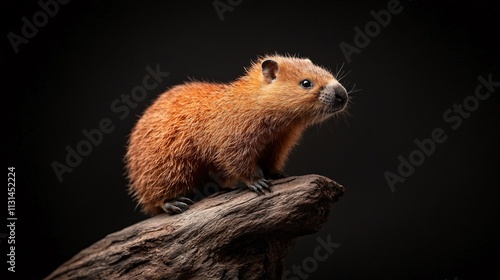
[
  {"xmin": 311, "ymin": 100, "xmax": 349, "ymax": 124},
  {"xmin": 327, "ymin": 100, "xmax": 348, "ymax": 113}
]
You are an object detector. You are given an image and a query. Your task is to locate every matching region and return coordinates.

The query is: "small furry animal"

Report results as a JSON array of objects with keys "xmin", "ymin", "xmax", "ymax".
[{"xmin": 126, "ymin": 55, "xmax": 349, "ymax": 215}]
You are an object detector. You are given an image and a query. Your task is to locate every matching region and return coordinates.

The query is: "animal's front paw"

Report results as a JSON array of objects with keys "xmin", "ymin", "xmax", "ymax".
[
  {"xmin": 246, "ymin": 178, "xmax": 272, "ymax": 195},
  {"xmin": 162, "ymin": 197, "xmax": 194, "ymax": 214}
]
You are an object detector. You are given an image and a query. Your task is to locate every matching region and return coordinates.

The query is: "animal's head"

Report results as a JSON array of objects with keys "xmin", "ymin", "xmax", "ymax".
[{"xmin": 247, "ymin": 55, "xmax": 349, "ymax": 124}]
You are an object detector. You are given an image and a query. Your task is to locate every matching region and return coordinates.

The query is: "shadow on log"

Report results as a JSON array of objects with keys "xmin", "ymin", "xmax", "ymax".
[{"xmin": 45, "ymin": 174, "xmax": 344, "ymax": 280}]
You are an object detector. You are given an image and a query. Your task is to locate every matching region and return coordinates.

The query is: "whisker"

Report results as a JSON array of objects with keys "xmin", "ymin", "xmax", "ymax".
[
  {"xmin": 347, "ymin": 83, "xmax": 361, "ymax": 95},
  {"xmin": 335, "ymin": 63, "xmax": 344, "ymax": 79},
  {"xmin": 337, "ymin": 69, "xmax": 351, "ymax": 82},
  {"xmin": 348, "ymin": 89, "xmax": 362, "ymax": 95}
]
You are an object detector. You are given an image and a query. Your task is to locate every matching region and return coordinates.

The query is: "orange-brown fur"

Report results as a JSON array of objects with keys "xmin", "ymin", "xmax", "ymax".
[{"xmin": 126, "ymin": 55, "xmax": 345, "ymax": 215}]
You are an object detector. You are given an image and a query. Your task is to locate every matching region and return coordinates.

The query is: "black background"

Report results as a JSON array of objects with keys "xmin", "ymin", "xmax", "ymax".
[{"xmin": 2, "ymin": 0, "xmax": 499, "ymax": 279}]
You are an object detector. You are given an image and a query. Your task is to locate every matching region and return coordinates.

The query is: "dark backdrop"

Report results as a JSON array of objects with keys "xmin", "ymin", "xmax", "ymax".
[{"xmin": 2, "ymin": 0, "xmax": 499, "ymax": 279}]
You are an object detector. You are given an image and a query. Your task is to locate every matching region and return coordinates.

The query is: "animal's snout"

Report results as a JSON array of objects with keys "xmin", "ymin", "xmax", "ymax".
[{"xmin": 318, "ymin": 81, "xmax": 349, "ymax": 113}]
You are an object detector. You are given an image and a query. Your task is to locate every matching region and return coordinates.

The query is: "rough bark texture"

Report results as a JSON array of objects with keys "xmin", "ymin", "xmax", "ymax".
[{"xmin": 45, "ymin": 174, "xmax": 344, "ymax": 280}]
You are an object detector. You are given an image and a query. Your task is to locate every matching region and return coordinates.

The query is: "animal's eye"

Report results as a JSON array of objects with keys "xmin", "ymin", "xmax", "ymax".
[{"xmin": 300, "ymin": 79, "xmax": 313, "ymax": 89}]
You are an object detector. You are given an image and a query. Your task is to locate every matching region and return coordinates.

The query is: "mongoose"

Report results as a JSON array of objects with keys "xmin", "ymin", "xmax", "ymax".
[{"xmin": 126, "ymin": 55, "xmax": 349, "ymax": 215}]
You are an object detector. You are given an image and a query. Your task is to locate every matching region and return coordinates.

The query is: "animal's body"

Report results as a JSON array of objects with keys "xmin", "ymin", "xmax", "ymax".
[{"xmin": 126, "ymin": 55, "xmax": 349, "ymax": 215}]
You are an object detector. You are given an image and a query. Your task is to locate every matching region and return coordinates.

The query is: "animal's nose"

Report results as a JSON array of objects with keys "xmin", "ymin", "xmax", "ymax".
[{"xmin": 334, "ymin": 85, "xmax": 348, "ymax": 104}]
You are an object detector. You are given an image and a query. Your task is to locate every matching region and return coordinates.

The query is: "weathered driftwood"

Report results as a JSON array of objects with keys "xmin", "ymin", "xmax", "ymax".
[{"xmin": 45, "ymin": 174, "xmax": 344, "ymax": 280}]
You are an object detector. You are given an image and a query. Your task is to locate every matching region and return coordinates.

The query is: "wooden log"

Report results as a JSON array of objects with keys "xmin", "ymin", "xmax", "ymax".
[{"xmin": 45, "ymin": 174, "xmax": 344, "ymax": 280}]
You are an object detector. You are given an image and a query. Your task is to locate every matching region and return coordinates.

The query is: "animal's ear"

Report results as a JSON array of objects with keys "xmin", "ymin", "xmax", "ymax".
[{"xmin": 261, "ymin": 59, "xmax": 279, "ymax": 83}]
